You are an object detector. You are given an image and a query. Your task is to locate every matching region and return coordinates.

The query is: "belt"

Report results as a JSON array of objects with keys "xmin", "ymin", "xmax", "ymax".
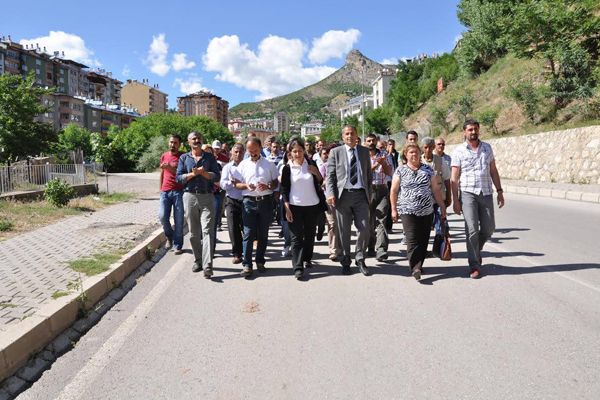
[
  {"xmin": 226, "ymin": 196, "xmax": 243, "ymax": 203},
  {"xmin": 185, "ymin": 188, "xmax": 211, "ymax": 194},
  {"xmin": 345, "ymin": 188, "xmax": 365, "ymax": 193},
  {"xmin": 373, "ymin": 184, "xmax": 388, "ymax": 188},
  {"xmin": 243, "ymin": 194, "xmax": 273, "ymax": 201}
]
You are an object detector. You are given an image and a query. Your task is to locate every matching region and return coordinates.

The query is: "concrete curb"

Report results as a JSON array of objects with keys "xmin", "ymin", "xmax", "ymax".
[
  {"xmin": 504, "ymin": 184, "xmax": 600, "ymax": 204},
  {"xmin": 0, "ymin": 183, "xmax": 98, "ymax": 201},
  {"xmin": 0, "ymin": 227, "xmax": 166, "ymax": 383}
]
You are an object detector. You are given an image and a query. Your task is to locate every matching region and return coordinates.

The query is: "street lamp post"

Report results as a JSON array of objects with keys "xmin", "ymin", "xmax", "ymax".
[{"xmin": 361, "ymin": 59, "xmax": 366, "ymax": 143}]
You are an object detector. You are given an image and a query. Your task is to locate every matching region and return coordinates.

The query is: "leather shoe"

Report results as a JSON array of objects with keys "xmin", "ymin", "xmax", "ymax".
[
  {"xmin": 204, "ymin": 267, "xmax": 213, "ymax": 279},
  {"xmin": 232, "ymin": 256, "xmax": 242, "ymax": 264},
  {"xmin": 256, "ymin": 263, "xmax": 266, "ymax": 273},
  {"xmin": 357, "ymin": 260, "xmax": 371, "ymax": 276},
  {"xmin": 294, "ymin": 268, "xmax": 304, "ymax": 280},
  {"xmin": 376, "ymin": 252, "xmax": 388, "ymax": 262},
  {"xmin": 192, "ymin": 262, "xmax": 202, "ymax": 273},
  {"xmin": 304, "ymin": 261, "xmax": 313, "ymax": 269},
  {"xmin": 412, "ymin": 268, "xmax": 422, "ymax": 281},
  {"xmin": 342, "ymin": 266, "xmax": 352, "ymax": 275}
]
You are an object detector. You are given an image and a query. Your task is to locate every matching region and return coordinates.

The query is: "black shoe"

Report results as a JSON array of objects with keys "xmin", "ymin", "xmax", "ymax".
[
  {"xmin": 376, "ymin": 252, "xmax": 388, "ymax": 262},
  {"xmin": 204, "ymin": 266, "xmax": 213, "ymax": 278},
  {"xmin": 278, "ymin": 230, "xmax": 284, "ymax": 238},
  {"xmin": 294, "ymin": 268, "xmax": 304, "ymax": 280},
  {"xmin": 192, "ymin": 262, "xmax": 202, "ymax": 273},
  {"xmin": 304, "ymin": 261, "xmax": 313, "ymax": 269},
  {"xmin": 342, "ymin": 266, "xmax": 352, "ymax": 275},
  {"xmin": 240, "ymin": 266, "xmax": 252, "ymax": 277},
  {"xmin": 357, "ymin": 260, "xmax": 371, "ymax": 276},
  {"xmin": 256, "ymin": 263, "xmax": 266, "ymax": 273},
  {"xmin": 316, "ymin": 229, "xmax": 324, "ymax": 241},
  {"xmin": 366, "ymin": 249, "xmax": 376, "ymax": 257},
  {"xmin": 412, "ymin": 268, "xmax": 422, "ymax": 281}
]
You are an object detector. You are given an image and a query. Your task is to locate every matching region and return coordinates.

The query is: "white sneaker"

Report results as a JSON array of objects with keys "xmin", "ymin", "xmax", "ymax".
[
  {"xmin": 281, "ymin": 246, "xmax": 290, "ymax": 257},
  {"xmin": 400, "ymin": 237, "xmax": 406, "ymax": 245}
]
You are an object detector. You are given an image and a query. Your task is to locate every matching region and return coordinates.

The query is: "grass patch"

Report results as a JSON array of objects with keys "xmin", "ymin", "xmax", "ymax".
[
  {"xmin": 0, "ymin": 302, "xmax": 17, "ymax": 309},
  {"xmin": 51, "ymin": 290, "xmax": 69, "ymax": 299},
  {"xmin": 0, "ymin": 191, "xmax": 134, "ymax": 240},
  {"xmin": 0, "ymin": 219, "xmax": 13, "ymax": 232},
  {"xmin": 67, "ymin": 246, "xmax": 132, "ymax": 276}
]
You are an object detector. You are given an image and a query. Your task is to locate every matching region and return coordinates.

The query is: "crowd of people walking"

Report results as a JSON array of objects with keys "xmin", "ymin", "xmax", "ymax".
[{"xmin": 158, "ymin": 120, "xmax": 505, "ymax": 281}]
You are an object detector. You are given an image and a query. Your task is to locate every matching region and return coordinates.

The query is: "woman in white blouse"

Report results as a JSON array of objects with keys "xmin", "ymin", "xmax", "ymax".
[{"xmin": 280, "ymin": 137, "xmax": 326, "ymax": 280}]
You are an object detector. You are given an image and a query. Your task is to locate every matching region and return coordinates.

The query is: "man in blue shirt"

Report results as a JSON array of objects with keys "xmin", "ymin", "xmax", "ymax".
[{"xmin": 176, "ymin": 131, "xmax": 221, "ymax": 278}]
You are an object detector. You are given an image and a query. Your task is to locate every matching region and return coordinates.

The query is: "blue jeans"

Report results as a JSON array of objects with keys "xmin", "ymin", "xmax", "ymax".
[
  {"xmin": 242, "ymin": 197, "xmax": 273, "ymax": 268},
  {"xmin": 280, "ymin": 199, "xmax": 291, "ymax": 247},
  {"xmin": 159, "ymin": 190, "xmax": 184, "ymax": 250}
]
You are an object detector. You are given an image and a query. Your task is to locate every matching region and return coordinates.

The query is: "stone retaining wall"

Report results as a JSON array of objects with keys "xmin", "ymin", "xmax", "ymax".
[{"xmin": 448, "ymin": 125, "xmax": 600, "ymax": 184}]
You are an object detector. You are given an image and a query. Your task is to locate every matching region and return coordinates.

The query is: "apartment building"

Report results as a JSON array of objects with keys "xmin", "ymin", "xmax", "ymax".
[
  {"xmin": 273, "ymin": 112, "xmax": 289, "ymax": 133},
  {"xmin": 122, "ymin": 79, "xmax": 168, "ymax": 115},
  {"xmin": 371, "ymin": 68, "xmax": 397, "ymax": 109},
  {"xmin": 87, "ymin": 71, "xmax": 122, "ymax": 105},
  {"xmin": 301, "ymin": 122, "xmax": 325, "ymax": 138},
  {"xmin": 178, "ymin": 91, "xmax": 228, "ymax": 127},
  {"xmin": 339, "ymin": 94, "xmax": 374, "ymax": 120}
]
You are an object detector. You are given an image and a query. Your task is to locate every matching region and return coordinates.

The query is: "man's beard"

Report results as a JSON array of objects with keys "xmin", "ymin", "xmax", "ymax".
[{"xmin": 250, "ymin": 153, "xmax": 260, "ymax": 161}]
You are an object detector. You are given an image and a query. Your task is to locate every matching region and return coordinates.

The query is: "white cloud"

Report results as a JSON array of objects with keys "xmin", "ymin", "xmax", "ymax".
[
  {"xmin": 203, "ymin": 34, "xmax": 336, "ymax": 100},
  {"xmin": 121, "ymin": 64, "xmax": 131, "ymax": 77},
  {"xmin": 380, "ymin": 58, "xmax": 399, "ymax": 65},
  {"xmin": 172, "ymin": 53, "xmax": 196, "ymax": 71},
  {"xmin": 20, "ymin": 31, "xmax": 100, "ymax": 66},
  {"xmin": 173, "ymin": 74, "xmax": 210, "ymax": 95},
  {"xmin": 146, "ymin": 33, "xmax": 170, "ymax": 76},
  {"xmin": 308, "ymin": 29, "xmax": 361, "ymax": 64}
]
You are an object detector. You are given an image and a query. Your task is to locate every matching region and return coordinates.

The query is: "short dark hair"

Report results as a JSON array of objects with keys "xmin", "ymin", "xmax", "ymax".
[
  {"xmin": 366, "ymin": 133, "xmax": 378, "ymax": 140},
  {"xmin": 170, "ymin": 134, "xmax": 182, "ymax": 143},
  {"xmin": 287, "ymin": 136, "xmax": 305, "ymax": 152},
  {"xmin": 406, "ymin": 130, "xmax": 418, "ymax": 139},
  {"xmin": 246, "ymin": 137, "xmax": 262, "ymax": 148},
  {"xmin": 342, "ymin": 124, "xmax": 357, "ymax": 134},
  {"xmin": 463, "ymin": 119, "xmax": 480, "ymax": 130}
]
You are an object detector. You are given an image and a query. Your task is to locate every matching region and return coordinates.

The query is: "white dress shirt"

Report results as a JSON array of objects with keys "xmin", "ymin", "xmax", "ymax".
[
  {"xmin": 232, "ymin": 155, "xmax": 279, "ymax": 197},
  {"xmin": 343, "ymin": 144, "xmax": 364, "ymax": 189},
  {"xmin": 219, "ymin": 161, "xmax": 244, "ymax": 200},
  {"xmin": 288, "ymin": 160, "xmax": 320, "ymax": 206}
]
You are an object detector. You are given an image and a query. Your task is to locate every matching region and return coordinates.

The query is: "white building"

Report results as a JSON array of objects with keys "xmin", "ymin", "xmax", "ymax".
[
  {"xmin": 273, "ymin": 111, "xmax": 289, "ymax": 133},
  {"xmin": 339, "ymin": 94, "xmax": 373, "ymax": 120},
  {"xmin": 372, "ymin": 68, "xmax": 397, "ymax": 109},
  {"xmin": 301, "ymin": 122, "xmax": 325, "ymax": 138}
]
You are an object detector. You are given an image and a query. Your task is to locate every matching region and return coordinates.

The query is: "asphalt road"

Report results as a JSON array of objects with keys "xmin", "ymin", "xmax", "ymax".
[{"xmin": 18, "ymin": 193, "xmax": 600, "ymax": 400}]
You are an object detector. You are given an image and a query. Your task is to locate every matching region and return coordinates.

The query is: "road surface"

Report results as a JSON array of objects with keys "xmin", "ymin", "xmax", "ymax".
[{"xmin": 18, "ymin": 193, "xmax": 600, "ymax": 399}]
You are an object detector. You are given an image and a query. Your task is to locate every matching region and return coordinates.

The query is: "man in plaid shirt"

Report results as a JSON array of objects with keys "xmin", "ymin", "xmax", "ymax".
[{"xmin": 451, "ymin": 119, "xmax": 505, "ymax": 279}]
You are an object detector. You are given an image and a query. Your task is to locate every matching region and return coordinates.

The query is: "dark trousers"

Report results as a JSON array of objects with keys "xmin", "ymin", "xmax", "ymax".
[
  {"xmin": 368, "ymin": 185, "xmax": 390, "ymax": 255},
  {"xmin": 225, "ymin": 196, "xmax": 243, "ymax": 257},
  {"xmin": 288, "ymin": 204, "xmax": 320, "ymax": 270},
  {"xmin": 242, "ymin": 196, "xmax": 272, "ymax": 268},
  {"xmin": 401, "ymin": 213, "xmax": 433, "ymax": 272}
]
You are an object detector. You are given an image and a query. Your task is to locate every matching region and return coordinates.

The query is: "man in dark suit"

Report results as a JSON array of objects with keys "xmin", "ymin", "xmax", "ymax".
[{"xmin": 326, "ymin": 125, "xmax": 373, "ymax": 276}]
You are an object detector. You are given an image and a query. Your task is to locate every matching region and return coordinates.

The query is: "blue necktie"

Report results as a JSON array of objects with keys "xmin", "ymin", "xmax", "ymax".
[{"xmin": 349, "ymin": 148, "xmax": 358, "ymax": 185}]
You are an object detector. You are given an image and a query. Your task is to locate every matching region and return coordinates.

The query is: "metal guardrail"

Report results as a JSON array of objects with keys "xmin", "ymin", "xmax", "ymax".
[{"xmin": 0, "ymin": 162, "xmax": 102, "ymax": 194}]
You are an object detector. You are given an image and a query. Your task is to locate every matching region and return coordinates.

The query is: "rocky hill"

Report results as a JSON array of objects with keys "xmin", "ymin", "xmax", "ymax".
[{"xmin": 229, "ymin": 50, "xmax": 394, "ymax": 122}]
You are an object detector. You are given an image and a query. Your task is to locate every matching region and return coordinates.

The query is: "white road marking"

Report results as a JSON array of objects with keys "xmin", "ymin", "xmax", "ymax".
[
  {"xmin": 55, "ymin": 255, "xmax": 187, "ymax": 400},
  {"xmin": 486, "ymin": 242, "xmax": 600, "ymax": 294}
]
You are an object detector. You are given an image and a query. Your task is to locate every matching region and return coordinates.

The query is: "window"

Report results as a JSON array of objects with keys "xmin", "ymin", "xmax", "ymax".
[
  {"xmin": 61, "ymin": 113, "xmax": 70, "ymax": 120},
  {"xmin": 36, "ymin": 68, "xmax": 41, "ymax": 75},
  {"xmin": 35, "ymin": 59, "xmax": 41, "ymax": 65}
]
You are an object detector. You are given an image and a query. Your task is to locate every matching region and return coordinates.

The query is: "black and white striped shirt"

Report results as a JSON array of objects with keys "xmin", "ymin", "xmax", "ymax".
[{"xmin": 394, "ymin": 164, "xmax": 434, "ymax": 216}]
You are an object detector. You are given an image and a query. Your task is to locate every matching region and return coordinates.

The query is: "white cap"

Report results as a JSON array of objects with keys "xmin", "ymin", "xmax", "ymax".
[{"xmin": 212, "ymin": 140, "xmax": 222, "ymax": 149}]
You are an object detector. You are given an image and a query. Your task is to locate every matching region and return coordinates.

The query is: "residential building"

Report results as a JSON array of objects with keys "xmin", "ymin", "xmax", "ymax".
[
  {"xmin": 122, "ymin": 79, "xmax": 168, "ymax": 115},
  {"xmin": 54, "ymin": 94, "xmax": 85, "ymax": 130},
  {"xmin": 0, "ymin": 42, "xmax": 6, "ymax": 75},
  {"xmin": 301, "ymin": 122, "xmax": 325, "ymax": 138},
  {"xmin": 86, "ymin": 70, "xmax": 122, "ymax": 105},
  {"xmin": 84, "ymin": 102, "xmax": 138, "ymax": 134},
  {"xmin": 339, "ymin": 94, "xmax": 373, "ymax": 120},
  {"xmin": 178, "ymin": 91, "xmax": 228, "ymax": 127},
  {"xmin": 372, "ymin": 68, "xmax": 396, "ymax": 109},
  {"xmin": 273, "ymin": 112, "xmax": 289, "ymax": 133}
]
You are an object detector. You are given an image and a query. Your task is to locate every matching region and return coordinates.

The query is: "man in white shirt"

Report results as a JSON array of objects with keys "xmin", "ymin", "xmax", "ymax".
[
  {"xmin": 233, "ymin": 137, "xmax": 280, "ymax": 277},
  {"xmin": 451, "ymin": 119, "xmax": 505, "ymax": 279},
  {"xmin": 219, "ymin": 143, "xmax": 245, "ymax": 265}
]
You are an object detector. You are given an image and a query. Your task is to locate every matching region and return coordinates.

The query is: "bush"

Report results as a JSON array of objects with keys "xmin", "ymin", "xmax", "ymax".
[
  {"xmin": 45, "ymin": 178, "xmax": 76, "ymax": 207},
  {"xmin": 428, "ymin": 105, "xmax": 452, "ymax": 134},
  {"xmin": 457, "ymin": 93, "xmax": 475, "ymax": 121},
  {"xmin": 0, "ymin": 219, "xmax": 13, "ymax": 232},
  {"xmin": 507, "ymin": 82, "xmax": 543, "ymax": 123},
  {"xmin": 478, "ymin": 108, "xmax": 500, "ymax": 134},
  {"xmin": 136, "ymin": 136, "xmax": 168, "ymax": 172}
]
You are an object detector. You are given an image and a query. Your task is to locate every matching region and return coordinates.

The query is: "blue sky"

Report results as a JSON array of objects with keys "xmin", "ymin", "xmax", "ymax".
[{"xmin": 3, "ymin": 0, "xmax": 464, "ymax": 108}]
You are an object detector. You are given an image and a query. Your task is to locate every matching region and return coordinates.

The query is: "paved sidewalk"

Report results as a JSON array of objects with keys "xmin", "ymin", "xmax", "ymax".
[
  {"xmin": 0, "ymin": 174, "xmax": 160, "ymax": 331},
  {"xmin": 503, "ymin": 178, "xmax": 600, "ymax": 203}
]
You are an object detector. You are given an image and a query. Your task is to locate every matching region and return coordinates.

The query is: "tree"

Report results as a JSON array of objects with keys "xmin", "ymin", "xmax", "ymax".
[
  {"xmin": 456, "ymin": 92, "xmax": 475, "ymax": 120},
  {"xmin": 111, "ymin": 113, "xmax": 234, "ymax": 171},
  {"xmin": 477, "ymin": 108, "xmax": 500, "ymax": 134},
  {"xmin": 428, "ymin": 105, "xmax": 452, "ymax": 135},
  {"xmin": 506, "ymin": 0, "xmax": 600, "ymax": 107},
  {"xmin": 319, "ymin": 122, "xmax": 343, "ymax": 144},
  {"xmin": 507, "ymin": 81, "xmax": 543, "ymax": 123},
  {"xmin": 0, "ymin": 73, "xmax": 56, "ymax": 162},
  {"xmin": 54, "ymin": 124, "xmax": 93, "ymax": 161},
  {"xmin": 136, "ymin": 136, "xmax": 168, "ymax": 172},
  {"xmin": 365, "ymin": 107, "xmax": 392, "ymax": 137}
]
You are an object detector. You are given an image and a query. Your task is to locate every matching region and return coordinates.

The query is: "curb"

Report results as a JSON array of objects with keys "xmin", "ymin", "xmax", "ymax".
[
  {"xmin": 0, "ymin": 227, "xmax": 166, "ymax": 383},
  {"xmin": 504, "ymin": 184, "xmax": 600, "ymax": 204}
]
